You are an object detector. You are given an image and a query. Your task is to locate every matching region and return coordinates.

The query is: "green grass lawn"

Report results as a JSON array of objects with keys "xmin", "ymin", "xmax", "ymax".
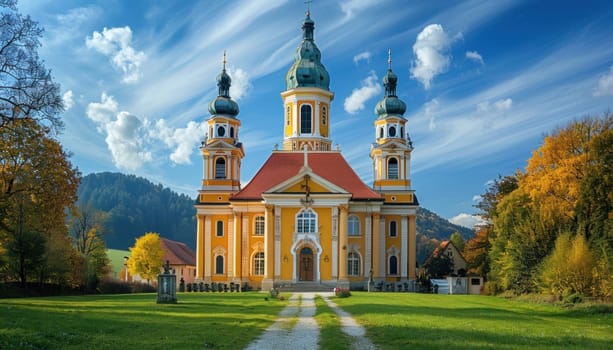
[
  {"xmin": 1, "ymin": 292, "xmax": 610, "ymax": 350},
  {"xmin": 0, "ymin": 292, "xmax": 286, "ymax": 350},
  {"xmin": 334, "ymin": 292, "xmax": 612, "ymax": 350}
]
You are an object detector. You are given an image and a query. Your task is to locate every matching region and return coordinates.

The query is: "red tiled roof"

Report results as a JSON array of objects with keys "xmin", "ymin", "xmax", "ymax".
[
  {"xmin": 161, "ymin": 238, "xmax": 196, "ymax": 266},
  {"xmin": 231, "ymin": 152, "xmax": 383, "ymax": 201}
]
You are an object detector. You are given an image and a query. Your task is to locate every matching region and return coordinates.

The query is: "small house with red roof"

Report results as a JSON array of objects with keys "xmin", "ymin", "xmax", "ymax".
[
  {"xmin": 194, "ymin": 10, "xmax": 418, "ymax": 291},
  {"xmin": 161, "ymin": 238, "xmax": 197, "ymax": 288}
]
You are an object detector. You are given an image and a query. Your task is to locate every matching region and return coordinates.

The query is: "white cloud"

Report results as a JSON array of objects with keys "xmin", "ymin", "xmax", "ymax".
[
  {"xmin": 340, "ymin": 0, "xmax": 379, "ymax": 19},
  {"xmin": 150, "ymin": 119, "xmax": 206, "ymax": 165},
  {"xmin": 477, "ymin": 98, "xmax": 513, "ymax": 113},
  {"xmin": 466, "ymin": 50, "xmax": 484, "ymax": 65},
  {"xmin": 86, "ymin": 26, "xmax": 146, "ymax": 84},
  {"xmin": 410, "ymin": 24, "xmax": 453, "ymax": 90},
  {"xmin": 593, "ymin": 65, "xmax": 613, "ymax": 96},
  {"xmin": 449, "ymin": 213, "xmax": 483, "ymax": 229},
  {"xmin": 353, "ymin": 51, "xmax": 372, "ymax": 65},
  {"xmin": 62, "ymin": 90, "xmax": 74, "ymax": 111},
  {"xmin": 227, "ymin": 67, "xmax": 251, "ymax": 101},
  {"xmin": 423, "ymin": 98, "xmax": 440, "ymax": 130},
  {"xmin": 343, "ymin": 71, "xmax": 381, "ymax": 114},
  {"xmin": 86, "ymin": 93, "xmax": 151, "ymax": 171}
]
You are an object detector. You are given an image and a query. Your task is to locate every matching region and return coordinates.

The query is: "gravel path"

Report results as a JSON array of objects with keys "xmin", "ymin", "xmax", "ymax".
[{"xmin": 244, "ymin": 292, "xmax": 377, "ymax": 350}]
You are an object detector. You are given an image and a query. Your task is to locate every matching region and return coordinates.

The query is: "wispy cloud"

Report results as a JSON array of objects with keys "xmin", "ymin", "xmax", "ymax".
[
  {"xmin": 593, "ymin": 65, "xmax": 613, "ymax": 96},
  {"xmin": 476, "ymin": 98, "xmax": 512, "ymax": 114},
  {"xmin": 353, "ymin": 51, "xmax": 372, "ymax": 65},
  {"xmin": 344, "ymin": 71, "xmax": 381, "ymax": 114},
  {"xmin": 410, "ymin": 24, "xmax": 453, "ymax": 90},
  {"xmin": 466, "ymin": 50, "xmax": 484, "ymax": 65},
  {"xmin": 86, "ymin": 26, "xmax": 146, "ymax": 84},
  {"xmin": 340, "ymin": 0, "xmax": 379, "ymax": 19}
]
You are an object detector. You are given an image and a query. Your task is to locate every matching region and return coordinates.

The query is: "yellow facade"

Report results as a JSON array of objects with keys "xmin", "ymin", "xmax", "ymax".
[{"xmin": 194, "ymin": 12, "xmax": 417, "ymax": 291}]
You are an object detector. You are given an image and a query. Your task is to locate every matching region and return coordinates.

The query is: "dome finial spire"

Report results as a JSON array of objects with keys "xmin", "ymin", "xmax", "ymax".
[
  {"xmin": 222, "ymin": 50, "xmax": 227, "ymax": 71},
  {"xmin": 388, "ymin": 49, "xmax": 392, "ymax": 70},
  {"xmin": 305, "ymin": 0, "xmax": 312, "ymax": 16}
]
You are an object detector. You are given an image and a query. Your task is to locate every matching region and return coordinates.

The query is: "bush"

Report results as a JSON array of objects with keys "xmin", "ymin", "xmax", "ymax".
[{"xmin": 334, "ymin": 287, "xmax": 351, "ymax": 298}]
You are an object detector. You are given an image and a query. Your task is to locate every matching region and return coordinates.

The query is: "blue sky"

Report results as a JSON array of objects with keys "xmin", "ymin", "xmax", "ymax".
[{"xmin": 18, "ymin": 0, "xmax": 613, "ymax": 228}]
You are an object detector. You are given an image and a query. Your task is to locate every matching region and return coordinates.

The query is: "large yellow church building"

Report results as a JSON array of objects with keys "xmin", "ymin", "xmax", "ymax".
[{"xmin": 195, "ymin": 11, "xmax": 418, "ymax": 291}]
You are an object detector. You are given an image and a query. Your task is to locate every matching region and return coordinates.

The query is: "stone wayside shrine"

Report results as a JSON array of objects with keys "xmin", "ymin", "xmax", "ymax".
[{"xmin": 157, "ymin": 260, "xmax": 177, "ymax": 304}]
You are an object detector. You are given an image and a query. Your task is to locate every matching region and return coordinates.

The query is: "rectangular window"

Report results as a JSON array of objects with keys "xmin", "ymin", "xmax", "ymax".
[
  {"xmin": 389, "ymin": 221, "xmax": 397, "ymax": 237},
  {"xmin": 216, "ymin": 220, "xmax": 224, "ymax": 237},
  {"xmin": 254, "ymin": 216, "xmax": 265, "ymax": 236}
]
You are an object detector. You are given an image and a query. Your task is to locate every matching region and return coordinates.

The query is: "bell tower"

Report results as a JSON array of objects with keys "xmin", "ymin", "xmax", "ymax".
[
  {"xmin": 199, "ymin": 52, "xmax": 243, "ymax": 201},
  {"xmin": 281, "ymin": 11, "xmax": 334, "ymax": 152},
  {"xmin": 370, "ymin": 50, "xmax": 414, "ymax": 193}
]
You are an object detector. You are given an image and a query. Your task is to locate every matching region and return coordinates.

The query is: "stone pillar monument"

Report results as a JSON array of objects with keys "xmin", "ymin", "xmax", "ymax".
[{"xmin": 157, "ymin": 260, "xmax": 177, "ymax": 304}]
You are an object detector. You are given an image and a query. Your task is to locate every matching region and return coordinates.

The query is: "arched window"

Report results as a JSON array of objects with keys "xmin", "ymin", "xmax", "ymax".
[
  {"xmin": 400, "ymin": 126, "xmax": 404, "ymax": 138},
  {"xmin": 389, "ymin": 220, "xmax": 397, "ymax": 237},
  {"xmin": 300, "ymin": 104, "xmax": 312, "ymax": 134},
  {"xmin": 389, "ymin": 255, "xmax": 398, "ymax": 275},
  {"xmin": 215, "ymin": 255, "xmax": 224, "ymax": 274},
  {"xmin": 254, "ymin": 252, "xmax": 265, "ymax": 275},
  {"xmin": 215, "ymin": 158, "xmax": 226, "ymax": 179},
  {"xmin": 388, "ymin": 125, "xmax": 396, "ymax": 137},
  {"xmin": 348, "ymin": 252, "xmax": 360, "ymax": 276},
  {"xmin": 379, "ymin": 127, "xmax": 384, "ymax": 138},
  {"xmin": 254, "ymin": 216, "xmax": 265, "ymax": 236},
  {"xmin": 388, "ymin": 158, "xmax": 398, "ymax": 179},
  {"xmin": 296, "ymin": 208, "xmax": 317, "ymax": 233},
  {"xmin": 216, "ymin": 220, "xmax": 224, "ymax": 237},
  {"xmin": 217, "ymin": 125, "xmax": 226, "ymax": 137},
  {"xmin": 348, "ymin": 215, "xmax": 360, "ymax": 236},
  {"xmin": 230, "ymin": 126, "xmax": 235, "ymax": 138}
]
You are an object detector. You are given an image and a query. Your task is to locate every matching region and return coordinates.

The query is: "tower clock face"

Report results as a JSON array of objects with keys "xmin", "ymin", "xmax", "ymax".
[
  {"xmin": 217, "ymin": 126, "xmax": 225, "ymax": 137},
  {"xmin": 389, "ymin": 126, "xmax": 396, "ymax": 137}
]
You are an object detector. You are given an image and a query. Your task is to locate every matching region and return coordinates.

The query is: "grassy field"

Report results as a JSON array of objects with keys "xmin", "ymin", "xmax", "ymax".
[
  {"xmin": 334, "ymin": 292, "xmax": 612, "ymax": 350},
  {"xmin": 1, "ymin": 292, "xmax": 611, "ymax": 349},
  {"xmin": 0, "ymin": 292, "xmax": 286, "ymax": 349}
]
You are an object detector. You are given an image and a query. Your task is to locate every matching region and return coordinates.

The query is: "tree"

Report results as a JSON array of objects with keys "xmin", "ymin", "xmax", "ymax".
[
  {"xmin": 450, "ymin": 232, "xmax": 465, "ymax": 253},
  {"xmin": 0, "ymin": 119, "xmax": 80, "ymax": 287},
  {"xmin": 0, "ymin": 0, "xmax": 63, "ymax": 133},
  {"xmin": 463, "ymin": 225, "xmax": 490, "ymax": 276},
  {"xmin": 426, "ymin": 253, "xmax": 453, "ymax": 278},
  {"xmin": 127, "ymin": 232, "xmax": 164, "ymax": 284},
  {"xmin": 68, "ymin": 205, "xmax": 110, "ymax": 291}
]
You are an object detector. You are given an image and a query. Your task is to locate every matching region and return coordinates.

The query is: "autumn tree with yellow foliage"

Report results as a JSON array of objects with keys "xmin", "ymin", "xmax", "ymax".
[
  {"xmin": 482, "ymin": 114, "xmax": 611, "ymax": 298},
  {"xmin": 127, "ymin": 232, "xmax": 165, "ymax": 284}
]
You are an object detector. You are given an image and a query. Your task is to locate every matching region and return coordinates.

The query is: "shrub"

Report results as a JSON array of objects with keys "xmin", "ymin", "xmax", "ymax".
[{"xmin": 334, "ymin": 287, "xmax": 351, "ymax": 298}]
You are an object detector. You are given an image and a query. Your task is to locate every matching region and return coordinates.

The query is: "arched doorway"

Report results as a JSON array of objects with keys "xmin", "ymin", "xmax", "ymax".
[{"xmin": 299, "ymin": 247, "xmax": 314, "ymax": 281}]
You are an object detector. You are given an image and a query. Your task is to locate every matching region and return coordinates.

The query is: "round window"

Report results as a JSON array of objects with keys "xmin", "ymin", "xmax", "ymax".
[
  {"xmin": 217, "ymin": 126, "xmax": 225, "ymax": 137},
  {"xmin": 389, "ymin": 126, "xmax": 396, "ymax": 137}
]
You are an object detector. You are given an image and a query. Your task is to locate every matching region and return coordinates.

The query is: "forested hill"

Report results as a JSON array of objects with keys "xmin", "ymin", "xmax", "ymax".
[
  {"xmin": 77, "ymin": 172, "xmax": 196, "ymax": 250},
  {"xmin": 416, "ymin": 207, "xmax": 473, "ymax": 241},
  {"xmin": 78, "ymin": 172, "xmax": 474, "ymax": 252}
]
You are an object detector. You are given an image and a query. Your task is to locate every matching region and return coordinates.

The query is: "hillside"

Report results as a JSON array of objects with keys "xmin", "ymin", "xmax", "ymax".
[
  {"xmin": 77, "ymin": 172, "xmax": 196, "ymax": 250},
  {"xmin": 78, "ymin": 172, "xmax": 474, "ymax": 259},
  {"xmin": 416, "ymin": 207, "xmax": 473, "ymax": 241}
]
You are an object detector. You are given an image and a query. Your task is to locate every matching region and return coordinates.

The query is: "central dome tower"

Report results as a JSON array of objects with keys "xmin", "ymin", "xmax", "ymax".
[{"xmin": 281, "ymin": 11, "xmax": 334, "ymax": 152}]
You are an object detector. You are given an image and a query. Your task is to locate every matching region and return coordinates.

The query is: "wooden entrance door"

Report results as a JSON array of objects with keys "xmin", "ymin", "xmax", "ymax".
[{"xmin": 299, "ymin": 247, "xmax": 313, "ymax": 281}]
